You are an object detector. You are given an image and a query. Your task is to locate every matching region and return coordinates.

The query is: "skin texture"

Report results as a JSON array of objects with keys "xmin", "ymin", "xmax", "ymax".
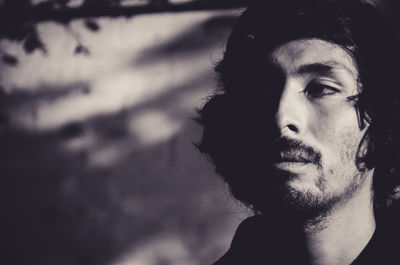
[{"xmin": 268, "ymin": 39, "xmax": 373, "ymax": 217}]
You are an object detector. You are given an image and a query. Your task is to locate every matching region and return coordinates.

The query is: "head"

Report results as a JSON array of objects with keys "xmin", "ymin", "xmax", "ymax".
[{"xmin": 197, "ymin": 0, "xmax": 400, "ymax": 217}]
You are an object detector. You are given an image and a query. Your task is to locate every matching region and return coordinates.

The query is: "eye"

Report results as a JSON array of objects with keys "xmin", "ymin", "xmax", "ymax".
[{"xmin": 301, "ymin": 81, "xmax": 340, "ymax": 99}]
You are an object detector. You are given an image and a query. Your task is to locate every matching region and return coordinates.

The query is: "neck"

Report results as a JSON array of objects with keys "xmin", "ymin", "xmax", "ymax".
[{"xmin": 301, "ymin": 172, "xmax": 376, "ymax": 265}]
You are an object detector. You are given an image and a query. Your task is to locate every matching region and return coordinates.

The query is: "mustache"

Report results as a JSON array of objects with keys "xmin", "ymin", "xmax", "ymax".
[{"xmin": 269, "ymin": 137, "xmax": 321, "ymax": 165}]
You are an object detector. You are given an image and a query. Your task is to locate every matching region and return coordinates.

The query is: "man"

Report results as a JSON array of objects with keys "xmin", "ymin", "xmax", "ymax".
[{"xmin": 197, "ymin": 0, "xmax": 400, "ymax": 264}]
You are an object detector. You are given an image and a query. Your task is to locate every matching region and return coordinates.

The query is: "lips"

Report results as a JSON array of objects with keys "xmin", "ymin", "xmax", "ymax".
[
  {"xmin": 271, "ymin": 151, "xmax": 313, "ymax": 173},
  {"xmin": 268, "ymin": 137, "xmax": 321, "ymax": 166},
  {"xmin": 273, "ymin": 151, "xmax": 312, "ymax": 164}
]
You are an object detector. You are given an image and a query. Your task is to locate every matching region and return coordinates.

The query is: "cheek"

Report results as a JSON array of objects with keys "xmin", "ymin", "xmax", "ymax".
[
  {"xmin": 337, "ymin": 128, "xmax": 364, "ymax": 163},
  {"xmin": 324, "ymin": 129, "xmax": 365, "ymax": 191},
  {"xmin": 314, "ymin": 116, "xmax": 365, "ymax": 192},
  {"xmin": 309, "ymin": 104, "xmax": 363, "ymax": 161},
  {"xmin": 308, "ymin": 100, "xmax": 359, "ymax": 140}
]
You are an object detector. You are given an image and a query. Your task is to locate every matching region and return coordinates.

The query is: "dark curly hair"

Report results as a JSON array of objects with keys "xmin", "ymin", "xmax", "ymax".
[{"xmin": 197, "ymin": 0, "xmax": 400, "ymax": 214}]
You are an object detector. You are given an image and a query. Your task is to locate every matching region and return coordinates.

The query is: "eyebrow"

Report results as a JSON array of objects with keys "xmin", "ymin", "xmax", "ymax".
[{"xmin": 297, "ymin": 62, "xmax": 357, "ymax": 78}]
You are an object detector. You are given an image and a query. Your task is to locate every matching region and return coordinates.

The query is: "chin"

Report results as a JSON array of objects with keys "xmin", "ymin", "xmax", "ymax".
[{"xmin": 267, "ymin": 179, "xmax": 339, "ymax": 222}]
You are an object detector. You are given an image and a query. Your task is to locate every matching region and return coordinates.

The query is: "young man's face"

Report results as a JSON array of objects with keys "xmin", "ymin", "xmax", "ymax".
[{"xmin": 266, "ymin": 38, "xmax": 372, "ymax": 214}]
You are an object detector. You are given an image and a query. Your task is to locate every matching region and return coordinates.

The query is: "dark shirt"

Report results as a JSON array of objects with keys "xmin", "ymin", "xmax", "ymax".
[{"xmin": 213, "ymin": 204, "xmax": 400, "ymax": 265}]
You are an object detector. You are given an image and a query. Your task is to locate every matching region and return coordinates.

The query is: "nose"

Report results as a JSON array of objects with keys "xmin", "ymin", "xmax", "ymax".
[{"xmin": 275, "ymin": 80, "xmax": 306, "ymax": 137}]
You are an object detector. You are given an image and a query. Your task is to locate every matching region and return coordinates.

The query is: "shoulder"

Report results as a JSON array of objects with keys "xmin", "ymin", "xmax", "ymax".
[{"xmin": 211, "ymin": 215, "xmax": 270, "ymax": 265}]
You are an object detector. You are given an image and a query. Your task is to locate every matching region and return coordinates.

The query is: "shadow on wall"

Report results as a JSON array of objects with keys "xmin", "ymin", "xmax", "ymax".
[
  {"xmin": 0, "ymin": 10, "xmax": 247, "ymax": 265},
  {"xmin": 134, "ymin": 14, "xmax": 238, "ymax": 67}
]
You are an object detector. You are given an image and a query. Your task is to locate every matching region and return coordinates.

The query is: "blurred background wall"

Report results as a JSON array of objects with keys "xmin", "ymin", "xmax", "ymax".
[
  {"xmin": 0, "ymin": 0, "xmax": 398, "ymax": 265},
  {"xmin": 0, "ymin": 3, "xmax": 248, "ymax": 265}
]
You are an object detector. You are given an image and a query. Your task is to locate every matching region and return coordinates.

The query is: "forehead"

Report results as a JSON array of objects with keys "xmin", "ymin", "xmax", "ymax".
[{"xmin": 269, "ymin": 39, "xmax": 359, "ymax": 79}]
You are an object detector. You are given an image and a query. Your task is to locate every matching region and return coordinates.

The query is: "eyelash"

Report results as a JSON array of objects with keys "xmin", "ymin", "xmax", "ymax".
[{"xmin": 301, "ymin": 82, "xmax": 340, "ymax": 99}]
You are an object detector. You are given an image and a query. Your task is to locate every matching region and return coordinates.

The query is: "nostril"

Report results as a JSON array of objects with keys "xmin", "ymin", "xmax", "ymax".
[{"xmin": 287, "ymin": 124, "xmax": 299, "ymax": 133}]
